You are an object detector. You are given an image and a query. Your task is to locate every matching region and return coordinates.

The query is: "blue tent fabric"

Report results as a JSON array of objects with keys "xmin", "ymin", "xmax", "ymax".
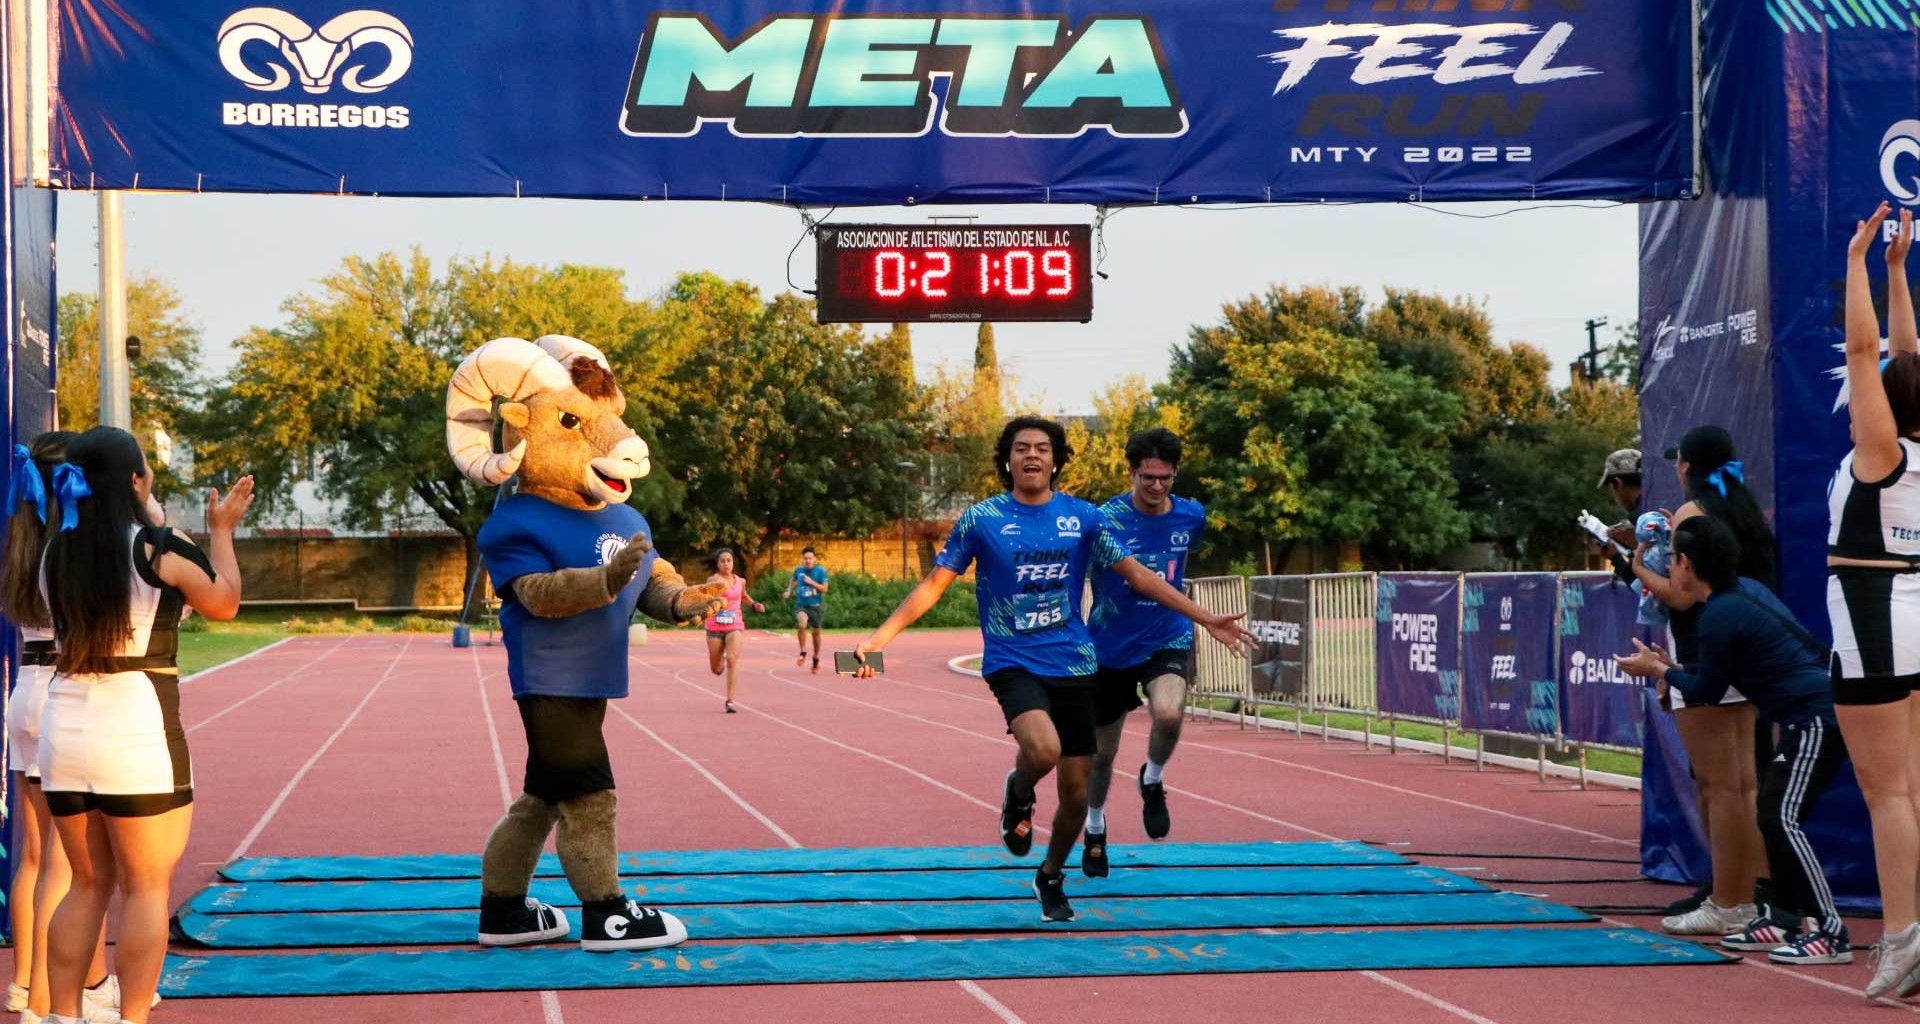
[
  {"xmin": 173, "ymin": 892, "xmax": 1584, "ymax": 948},
  {"xmin": 187, "ymin": 866, "xmax": 1485, "ymax": 915},
  {"xmin": 219, "ymin": 841, "xmax": 1400, "ymax": 882},
  {"xmin": 156, "ymin": 926, "xmax": 1731, "ymax": 998}
]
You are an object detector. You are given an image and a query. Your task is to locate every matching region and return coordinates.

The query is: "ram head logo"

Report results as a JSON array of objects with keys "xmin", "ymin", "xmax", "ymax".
[{"xmin": 217, "ymin": 8, "xmax": 413, "ymax": 95}]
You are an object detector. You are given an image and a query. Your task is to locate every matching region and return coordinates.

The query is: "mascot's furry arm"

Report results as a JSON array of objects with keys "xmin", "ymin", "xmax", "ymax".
[{"xmin": 508, "ymin": 539, "xmax": 721, "ymax": 623}]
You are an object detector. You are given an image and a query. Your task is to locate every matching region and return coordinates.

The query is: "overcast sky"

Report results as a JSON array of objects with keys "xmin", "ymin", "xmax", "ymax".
[{"xmin": 52, "ymin": 191, "xmax": 1638, "ymax": 412}]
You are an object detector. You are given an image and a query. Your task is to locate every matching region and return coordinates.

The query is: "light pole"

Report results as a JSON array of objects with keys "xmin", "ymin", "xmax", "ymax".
[{"xmin": 897, "ymin": 460, "xmax": 917, "ymax": 579}]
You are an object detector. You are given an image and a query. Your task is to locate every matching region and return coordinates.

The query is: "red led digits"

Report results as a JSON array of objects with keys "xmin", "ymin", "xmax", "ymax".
[{"xmin": 817, "ymin": 224, "xmax": 1092, "ymax": 323}]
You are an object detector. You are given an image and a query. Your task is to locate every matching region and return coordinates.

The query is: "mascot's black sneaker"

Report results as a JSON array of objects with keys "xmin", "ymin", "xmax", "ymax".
[
  {"xmin": 1000, "ymin": 770, "xmax": 1035, "ymax": 856},
  {"xmin": 1033, "ymin": 868, "xmax": 1074, "ymax": 922},
  {"xmin": 580, "ymin": 897, "xmax": 689, "ymax": 952},
  {"xmin": 477, "ymin": 896, "xmax": 570, "ymax": 947},
  {"xmin": 1081, "ymin": 829, "xmax": 1110, "ymax": 879}
]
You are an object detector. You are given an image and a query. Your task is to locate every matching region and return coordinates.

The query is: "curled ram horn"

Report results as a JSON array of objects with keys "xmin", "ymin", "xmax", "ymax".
[
  {"xmin": 216, "ymin": 8, "xmax": 313, "ymax": 92},
  {"xmin": 532, "ymin": 335, "xmax": 612, "ymax": 373},
  {"xmin": 445, "ymin": 338, "xmax": 571, "ymax": 486},
  {"xmin": 317, "ymin": 11, "xmax": 414, "ymax": 94}
]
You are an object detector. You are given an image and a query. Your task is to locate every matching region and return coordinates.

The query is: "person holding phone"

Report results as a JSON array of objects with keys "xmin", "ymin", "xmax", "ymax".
[
  {"xmin": 705, "ymin": 549, "xmax": 764, "ymax": 714},
  {"xmin": 783, "ymin": 547, "xmax": 830, "ymax": 673},
  {"xmin": 853, "ymin": 417, "xmax": 1255, "ymax": 923}
]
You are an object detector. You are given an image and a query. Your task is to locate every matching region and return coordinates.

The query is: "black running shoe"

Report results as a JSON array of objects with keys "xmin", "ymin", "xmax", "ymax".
[
  {"xmin": 1081, "ymin": 829, "xmax": 1109, "ymax": 879},
  {"xmin": 1139, "ymin": 764, "xmax": 1171, "ymax": 840},
  {"xmin": 477, "ymin": 895, "xmax": 571, "ymax": 947},
  {"xmin": 1661, "ymin": 882, "xmax": 1712, "ymax": 917},
  {"xmin": 1000, "ymin": 770, "xmax": 1035, "ymax": 856},
  {"xmin": 1033, "ymin": 868, "xmax": 1074, "ymax": 922},
  {"xmin": 580, "ymin": 897, "xmax": 689, "ymax": 952}
]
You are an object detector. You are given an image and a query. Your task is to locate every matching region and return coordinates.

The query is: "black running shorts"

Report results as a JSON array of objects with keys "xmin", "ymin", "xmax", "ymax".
[
  {"xmin": 518, "ymin": 695, "xmax": 615, "ymax": 803},
  {"xmin": 1094, "ymin": 647, "xmax": 1193, "ymax": 727},
  {"xmin": 797, "ymin": 605, "xmax": 826, "ymax": 630},
  {"xmin": 984, "ymin": 668, "xmax": 1097, "ymax": 758}
]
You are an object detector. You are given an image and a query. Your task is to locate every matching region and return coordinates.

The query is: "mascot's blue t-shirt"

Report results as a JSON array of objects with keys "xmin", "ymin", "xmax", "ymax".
[
  {"xmin": 479, "ymin": 494, "xmax": 654, "ymax": 699},
  {"xmin": 1088, "ymin": 493, "xmax": 1206, "ymax": 670}
]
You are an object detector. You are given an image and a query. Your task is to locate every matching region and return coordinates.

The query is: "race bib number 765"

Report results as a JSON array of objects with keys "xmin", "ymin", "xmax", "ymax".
[{"xmin": 1013, "ymin": 591, "xmax": 1068, "ymax": 633}]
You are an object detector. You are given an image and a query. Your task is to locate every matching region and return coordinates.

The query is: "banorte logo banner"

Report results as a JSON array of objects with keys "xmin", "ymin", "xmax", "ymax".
[{"xmin": 48, "ymin": 1, "xmax": 1693, "ymax": 202}]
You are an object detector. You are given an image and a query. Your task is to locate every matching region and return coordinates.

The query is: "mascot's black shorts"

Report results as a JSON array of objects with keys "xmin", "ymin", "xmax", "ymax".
[{"xmin": 517, "ymin": 695, "xmax": 614, "ymax": 803}]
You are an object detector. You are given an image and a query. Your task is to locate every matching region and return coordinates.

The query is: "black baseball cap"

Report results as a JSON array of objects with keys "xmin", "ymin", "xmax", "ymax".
[{"xmin": 1663, "ymin": 425, "xmax": 1736, "ymax": 469}]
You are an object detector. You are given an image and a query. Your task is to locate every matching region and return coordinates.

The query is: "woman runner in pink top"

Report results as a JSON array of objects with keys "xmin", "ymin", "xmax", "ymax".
[{"xmin": 704, "ymin": 549, "xmax": 764, "ymax": 713}]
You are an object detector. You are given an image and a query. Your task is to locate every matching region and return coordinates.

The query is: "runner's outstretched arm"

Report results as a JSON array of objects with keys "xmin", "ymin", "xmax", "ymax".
[
  {"xmin": 1108, "ymin": 557, "xmax": 1257, "ymax": 655},
  {"xmin": 855, "ymin": 568, "xmax": 959, "ymax": 673}
]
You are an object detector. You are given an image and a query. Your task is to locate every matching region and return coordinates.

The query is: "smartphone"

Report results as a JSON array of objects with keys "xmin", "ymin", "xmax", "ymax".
[{"xmin": 835, "ymin": 650, "xmax": 883, "ymax": 676}]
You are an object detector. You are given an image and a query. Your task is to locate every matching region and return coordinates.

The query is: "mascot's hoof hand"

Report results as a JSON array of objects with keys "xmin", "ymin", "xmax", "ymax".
[
  {"xmin": 674, "ymin": 581, "xmax": 731, "ymax": 623},
  {"xmin": 603, "ymin": 534, "xmax": 654, "ymax": 590}
]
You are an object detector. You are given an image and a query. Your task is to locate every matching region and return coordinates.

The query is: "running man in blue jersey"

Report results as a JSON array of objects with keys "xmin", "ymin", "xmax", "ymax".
[
  {"xmin": 783, "ymin": 546, "xmax": 830, "ymax": 673},
  {"xmin": 855, "ymin": 417, "xmax": 1255, "ymax": 922},
  {"xmin": 1081, "ymin": 428, "xmax": 1206, "ymax": 877}
]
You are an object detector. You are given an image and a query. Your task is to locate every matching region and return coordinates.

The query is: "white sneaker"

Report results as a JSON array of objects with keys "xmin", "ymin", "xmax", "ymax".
[
  {"xmin": 78, "ymin": 976, "xmax": 154, "ymax": 1015},
  {"xmin": 7, "ymin": 982, "xmax": 29, "ymax": 1013},
  {"xmin": 20, "ymin": 1009, "xmax": 41, "ymax": 1024},
  {"xmin": 1661, "ymin": 899, "xmax": 1750, "ymax": 935}
]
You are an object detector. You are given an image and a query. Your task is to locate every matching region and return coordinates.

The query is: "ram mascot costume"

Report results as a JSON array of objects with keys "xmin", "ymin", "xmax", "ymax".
[{"xmin": 446, "ymin": 335, "xmax": 724, "ymax": 952}]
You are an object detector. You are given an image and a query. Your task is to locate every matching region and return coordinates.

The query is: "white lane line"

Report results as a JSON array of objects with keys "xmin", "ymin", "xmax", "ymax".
[
  {"xmin": 623, "ymin": 660, "xmax": 1021, "ymax": 1021},
  {"xmin": 874, "ymin": 671, "xmax": 1632, "ymax": 846},
  {"xmin": 226, "ymin": 636, "xmax": 414, "ymax": 862},
  {"xmin": 185, "ymin": 636, "xmax": 351, "ymax": 735},
  {"xmin": 607, "ymin": 700, "xmax": 802, "ymax": 849},
  {"xmin": 181, "ymin": 636, "xmax": 296, "ymax": 683},
  {"xmin": 644, "ymin": 662, "xmax": 1021, "ymax": 830},
  {"xmin": 1360, "ymin": 971, "xmax": 1507, "ymax": 1024},
  {"xmin": 468, "ymin": 645, "xmax": 566, "ymax": 1024},
  {"xmin": 754, "ymin": 668, "xmax": 1331, "ymax": 839}
]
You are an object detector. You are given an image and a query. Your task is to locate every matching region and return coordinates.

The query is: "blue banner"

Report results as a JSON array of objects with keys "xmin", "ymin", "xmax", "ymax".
[
  {"xmin": 1555, "ymin": 574, "xmax": 1645, "ymax": 750},
  {"xmin": 47, "ymin": 1, "xmax": 1695, "ymax": 204},
  {"xmin": 1459, "ymin": 574, "xmax": 1557, "ymax": 737},
  {"xmin": 1373, "ymin": 572, "xmax": 1459, "ymax": 724}
]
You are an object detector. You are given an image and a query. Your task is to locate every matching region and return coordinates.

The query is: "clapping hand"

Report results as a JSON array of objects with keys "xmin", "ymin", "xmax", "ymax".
[
  {"xmin": 1851, "ymin": 202, "xmax": 1892, "ymax": 262},
  {"xmin": 206, "ymin": 476, "xmax": 255, "ymax": 534}
]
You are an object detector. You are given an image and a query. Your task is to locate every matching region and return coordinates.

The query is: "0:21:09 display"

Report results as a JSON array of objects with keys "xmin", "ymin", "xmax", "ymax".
[{"xmin": 867, "ymin": 248, "xmax": 1077, "ymax": 300}]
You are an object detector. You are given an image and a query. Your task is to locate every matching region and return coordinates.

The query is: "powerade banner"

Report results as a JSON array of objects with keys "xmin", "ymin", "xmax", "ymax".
[
  {"xmin": 1459, "ymin": 574, "xmax": 1556, "ymax": 737},
  {"xmin": 1248, "ymin": 576, "xmax": 1308, "ymax": 700},
  {"xmin": 46, "ymin": 1, "xmax": 1696, "ymax": 204},
  {"xmin": 1373, "ymin": 572, "xmax": 1460, "ymax": 723},
  {"xmin": 1555, "ymin": 574, "xmax": 1643, "ymax": 750}
]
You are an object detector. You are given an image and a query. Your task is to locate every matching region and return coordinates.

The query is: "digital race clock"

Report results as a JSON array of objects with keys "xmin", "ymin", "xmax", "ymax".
[{"xmin": 815, "ymin": 223, "xmax": 1093, "ymax": 324}]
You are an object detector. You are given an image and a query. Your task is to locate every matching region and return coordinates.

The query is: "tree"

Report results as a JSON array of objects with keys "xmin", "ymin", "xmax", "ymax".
[
  {"xmin": 57, "ymin": 277, "xmax": 207, "ymax": 495},
  {"xmin": 1476, "ymin": 377, "xmax": 1640, "ymax": 566},
  {"xmin": 1361, "ymin": 288, "xmax": 1555, "ymax": 542},
  {"xmin": 972, "ymin": 322, "xmax": 1001, "ymax": 423},
  {"xmin": 1165, "ymin": 285, "xmax": 1470, "ymax": 566},
  {"xmin": 1057, "ymin": 375, "xmax": 1178, "ymax": 501},
  {"xmin": 193, "ymin": 251, "xmax": 650, "ymax": 584},
  {"xmin": 633, "ymin": 274, "xmax": 929, "ymax": 568},
  {"xmin": 874, "ymin": 323, "xmax": 915, "ymax": 389}
]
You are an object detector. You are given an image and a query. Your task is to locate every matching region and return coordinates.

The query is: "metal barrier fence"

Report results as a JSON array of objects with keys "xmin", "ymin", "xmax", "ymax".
[
  {"xmin": 1187, "ymin": 575, "xmax": 1251, "ymax": 712},
  {"xmin": 1184, "ymin": 570, "xmax": 1649, "ymax": 783}
]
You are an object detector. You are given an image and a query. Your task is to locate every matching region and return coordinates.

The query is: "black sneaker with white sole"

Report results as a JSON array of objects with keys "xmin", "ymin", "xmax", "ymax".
[
  {"xmin": 1139, "ymin": 764, "xmax": 1171, "ymax": 840},
  {"xmin": 1000, "ymin": 770, "xmax": 1035, "ymax": 857},
  {"xmin": 1033, "ymin": 868, "xmax": 1074, "ymax": 922},
  {"xmin": 1081, "ymin": 829, "xmax": 1109, "ymax": 878},
  {"xmin": 580, "ymin": 897, "xmax": 689, "ymax": 952},
  {"xmin": 477, "ymin": 895, "xmax": 570, "ymax": 947}
]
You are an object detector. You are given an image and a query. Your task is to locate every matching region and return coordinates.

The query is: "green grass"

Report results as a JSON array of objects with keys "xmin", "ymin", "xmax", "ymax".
[
  {"xmin": 1195, "ymin": 697, "xmax": 1643, "ymax": 778},
  {"xmin": 179, "ymin": 632, "xmax": 287, "ymax": 676},
  {"xmin": 955, "ymin": 654, "xmax": 983, "ymax": 673}
]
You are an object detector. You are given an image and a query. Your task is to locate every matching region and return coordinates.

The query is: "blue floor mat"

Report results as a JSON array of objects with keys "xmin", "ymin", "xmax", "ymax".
[
  {"xmin": 157, "ymin": 926, "xmax": 1732, "ymax": 997},
  {"xmin": 187, "ymin": 866, "xmax": 1485, "ymax": 915},
  {"xmin": 218, "ymin": 841, "xmax": 1399, "ymax": 882},
  {"xmin": 173, "ymin": 892, "xmax": 1582, "ymax": 948}
]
